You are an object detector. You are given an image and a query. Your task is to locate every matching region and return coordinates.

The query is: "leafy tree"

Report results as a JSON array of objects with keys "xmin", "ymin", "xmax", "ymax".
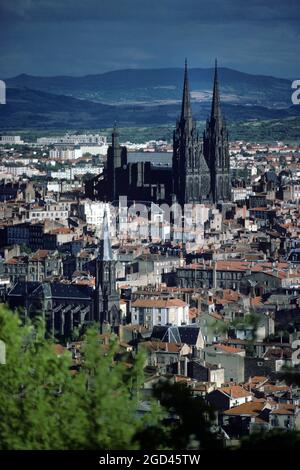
[
  {"xmin": 0, "ymin": 305, "xmax": 156, "ymax": 450},
  {"xmin": 134, "ymin": 380, "xmax": 222, "ymax": 450},
  {"xmin": 240, "ymin": 429, "xmax": 300, "ymax": 450}
]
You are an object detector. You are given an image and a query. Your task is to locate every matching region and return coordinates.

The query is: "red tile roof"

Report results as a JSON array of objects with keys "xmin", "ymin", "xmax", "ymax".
[
  {"xmin": 223, "ymin": 401, "xmax": 268, "ymax": 416},
  {"xmin": 214, "ymin": 344, "xmax": 244, "ymax": 354},
  {"xmin": 220, "ymin": 385, "xmax": 252, "ymax": 399},
  {"xmin": 131, "ymin": 298, "xmax": 187, "ymax": 308}
]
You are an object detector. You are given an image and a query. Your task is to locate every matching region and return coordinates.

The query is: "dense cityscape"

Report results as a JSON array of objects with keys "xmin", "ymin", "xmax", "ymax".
[
  {"xmin": 1, "ymin": 60, "xmax": 300, "ymax": 453},
  {"xmin": 2, "ymin": 0, "xmax": 300, "ymax": 460}
]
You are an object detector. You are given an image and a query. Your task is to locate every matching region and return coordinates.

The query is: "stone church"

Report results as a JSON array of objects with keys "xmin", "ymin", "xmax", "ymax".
[
  {"xmin": 86, "ymin": 60, "xmax": 231, "ymax": 206},
  {"xmin": 7, "ymin": 209, "xmax": 121, "ymax": 337}
]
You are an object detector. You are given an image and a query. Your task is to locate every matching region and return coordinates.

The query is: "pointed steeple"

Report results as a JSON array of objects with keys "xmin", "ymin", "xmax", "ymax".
[
  {"xmin": 211, "ymin": 59, "xmax": 221, "ymax": 122},
  {"xmin": 181, "ymin": 59, "xmax": 192, "ymax": 122},
  {"xmin": 113, "ymin": 121, "xmax": 119, "ymax": 135},
  {"xmin": 99, "ymin": 207, "xmax": 113, "ymax": 261},
  {"xmin": 112, "ymin": 121, "xmax": 119, "ymax": 147}
]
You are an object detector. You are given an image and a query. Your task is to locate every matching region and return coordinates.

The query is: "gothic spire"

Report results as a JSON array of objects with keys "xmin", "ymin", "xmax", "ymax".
[
  {"xmin": 211, "ymin": 59, "xmax": 221, "ymax": 123},
  {"xmin": 99, "ymin": 207, "xmax": 113, "ymax": 261},
  {"xmin": 181, "ymin": 59, "xmax": 192, "ymax": 122},
  {"xmin": 113, "ymin": 121, "xmax": 119, "ymax": 135},
  {"xmin": 112, "ymin": 121, "xmax": 119, "ymax": 146}
]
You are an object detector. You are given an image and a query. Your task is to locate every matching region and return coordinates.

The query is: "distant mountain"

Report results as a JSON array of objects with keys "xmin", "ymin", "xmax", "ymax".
[
  {"xmin": 0, "ymin": 87, "xmax": 299, "ymax": 131},
  {"xmin": 5, "ymin": 67, "xmax": 292, "ymax": 108}
]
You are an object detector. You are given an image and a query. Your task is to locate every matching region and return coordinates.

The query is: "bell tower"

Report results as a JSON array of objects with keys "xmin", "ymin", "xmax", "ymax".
[{"xmin": 95, "ymin": 207, "xmax": 120, "ymax": 331}]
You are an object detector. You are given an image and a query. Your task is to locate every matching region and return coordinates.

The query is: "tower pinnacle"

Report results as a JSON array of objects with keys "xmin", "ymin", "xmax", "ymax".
[
  {"xmin": 211, "ymin": 58, "xmax": 221, "ymax": 123},
  {"xmin": 99, "ymin": 207, "xmax": 113, "ymax": 261},
  {"xmin": 181, "ymin": 59, "xmax": 192, "ymax": 122}
]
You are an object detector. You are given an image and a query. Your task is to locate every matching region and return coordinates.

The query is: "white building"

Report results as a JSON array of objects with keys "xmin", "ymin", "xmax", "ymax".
[
  {"xmin": 37, "ymin": 133, "xmax": 107, "ymax": 145},
  {"xmin": 79, "ymin": 145, "xmax": 108, "ymax": 156},
  {"xmin": 77, "ymin": 201, "xmax": 116, "ymax": 238},
  {"xmin": 131, "ymin": 298, "xmax": 189, "ymax": 329},
  {"xmin": 0, "ymin": 136, "xmax": 24, "ymax": 145},
  {"xmin": 232, "ymin": 187, "xmax": 253, "ymax": 202},
  {"xmin": 49, "ymin": 147, "xmax": 82, "ymax": 160},
  {"xmin": 78, "ymin": 200, "xmax": 109, "ymax": 226},
  {"xmin": 27, "ymin": 202, "xmax": 71, "ymax": 223},
  {"xmin": 49, "ymin": 165, "xmax": 102, "ymax": 180}
]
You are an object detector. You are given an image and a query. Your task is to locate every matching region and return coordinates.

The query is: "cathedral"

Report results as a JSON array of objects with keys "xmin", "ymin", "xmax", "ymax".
[{"xmin": 85, "ymin": 60, "xmax": 231, "ymax": 206}]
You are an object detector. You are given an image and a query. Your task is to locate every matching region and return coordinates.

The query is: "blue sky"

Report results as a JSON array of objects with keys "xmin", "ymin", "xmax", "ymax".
[{"xmin": 0, "ymin": 0, "xmax": 299, "ymax": 78}]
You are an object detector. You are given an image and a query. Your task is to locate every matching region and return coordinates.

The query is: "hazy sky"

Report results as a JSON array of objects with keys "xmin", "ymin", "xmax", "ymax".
[{"xmin": 0, "ymin": 0, "xmax": 299, "ymax": 78}]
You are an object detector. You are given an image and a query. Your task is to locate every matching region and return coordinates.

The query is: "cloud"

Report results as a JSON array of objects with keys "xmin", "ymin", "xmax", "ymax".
[{"xmin": 0, "ymin": 0, "xmax": 299, "ymax": 77}]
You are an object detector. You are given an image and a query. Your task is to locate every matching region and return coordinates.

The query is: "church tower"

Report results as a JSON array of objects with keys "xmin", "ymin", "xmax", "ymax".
[
  {"xmin": 95, "ymin": 208, "xmax": 120, "ymax": 331},
  {"xmin": 107, "ymin": 123, "xmax": 127, "ymax": 201},
  {"xmin": 203, "ymin": 60, "xmax": 231, "ymax": 203},
  {"xmin": 172, "ymin": 60, "xmax": 211, "ymax": 206}
]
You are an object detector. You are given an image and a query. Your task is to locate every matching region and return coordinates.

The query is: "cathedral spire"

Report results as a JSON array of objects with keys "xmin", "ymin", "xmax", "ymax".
[
  {"xmin": 112, "ymin": 121, "xmax": 119, "ymax": 146},
  {"xmin": 99, "ymin": 207, "xmax": 113, "ymax": 261},
  {"xmin": 211, "ymin": 59, "xmax": 221, "ymax": 123},
  {"xmin": 181, "ymin": 59, "xmax": 192, "ymax": 122},
  {"xmin": 112, "ymin": 121, "xmax": 119, "ymax": 135}
]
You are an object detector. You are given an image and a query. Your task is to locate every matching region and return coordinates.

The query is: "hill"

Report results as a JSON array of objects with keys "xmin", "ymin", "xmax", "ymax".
[
  {"xmin": 5, "ymin": 67, "xmax": 292, "ymax": 108},
  {"xmin": 1, "ymin": 87, "xmax": 300, "ymax": 132}
]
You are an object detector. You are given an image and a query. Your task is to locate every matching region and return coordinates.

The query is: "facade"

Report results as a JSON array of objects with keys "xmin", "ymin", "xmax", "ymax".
[
  {"xmin": 203, "ymin": 61, "xmax": 231, "ymax": 203},
  {"xmin": 131, "ymin": 298, "xmax": 189, "ymax": 329},
  {"xmin": 78, "ymin": 200, "xmax": 108, "ymax": 226},
  {"xmin": 6, "ymin": 222, "xmax": 44, "ymax": 251},
  {"xmin": 3, "ymin": 250, "xmax": 62, "ymax": 283},
  {"xmin": 49, "ymin": 147, "xmax": 83, "ymax": 160},
  {"xmin": 203, "ymin": 344, "xmax": 245, "ymax": 383},
  {"xmin": 187, "ymin": 360, "xmax": 225, "ymax": 388},
  {"xmin": 7, "ymin": 281, "xmax": 95, "ymax": 338},
  {"xmin": 0, "ymin": 135, "xmax": 24, "ymax": 145},
  {"xmin": 207, "ymin": 385, "xmax": 252, "ymax": 411},
  {"xmin": 27, "ymin": 202, "xmax": 71, "ymax": 223},
  {"xmin": 172, "ymin": 61, "xmax": 211, "ymax": 205},
  {"xmin": 151, "ymin": 324, "xmax": 205, "ymax": 351}
]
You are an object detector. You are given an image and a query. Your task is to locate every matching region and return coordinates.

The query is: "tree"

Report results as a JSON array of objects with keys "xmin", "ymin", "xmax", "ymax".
[
  {"xmin": 134, "ymin": 380, "xmax": 222, "ymax": 450},
  {"xmin": 0, "ymin": 305, "xmax": 156, "ymax": 450},
  {"xmin": 240, "ymin": 429, "xmax": 300, "ymax": 451}
]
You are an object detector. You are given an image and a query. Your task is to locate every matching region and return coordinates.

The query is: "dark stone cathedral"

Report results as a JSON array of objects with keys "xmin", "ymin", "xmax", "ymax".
[{"xmin": 86, "ymin": 60, "xmax": 231, "ymax": 206}]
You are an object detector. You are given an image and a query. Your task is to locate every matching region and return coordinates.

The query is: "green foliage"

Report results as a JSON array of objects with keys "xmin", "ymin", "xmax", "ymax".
[
  {"xmin": 240, "ymin": 429, "xmax": 300, "ymax": 450},
  {"xmin": 5, "ymin": 304, "xmax": 300, "ymax": 451},
  {"xmin": 135, "ymin": 380, "xmax": 222, "ymax": 451},
  {"xmin": 277, "ymin": 366, "xmax": 300, "ymax": 387},
  {"xmin": 230, "ymin": 312, "xmax": 260, "ymax": 335},
  {"xmin": 0, "ymin": 305, "xmax": 154, "ymax": 450},
  {"xmin": 19, "ymin": 244, "xmax": 32, "ymax": 254}
]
